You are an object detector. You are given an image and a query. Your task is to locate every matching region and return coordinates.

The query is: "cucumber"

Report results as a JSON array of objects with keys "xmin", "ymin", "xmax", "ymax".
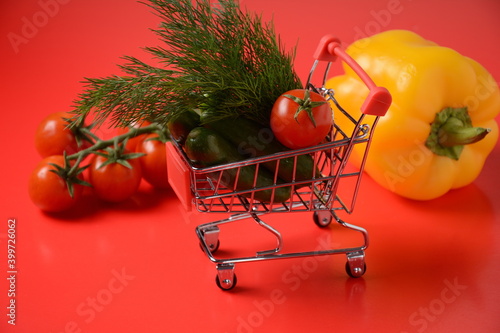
[
  {"xmin": 184, "ymin": 127, "xmax": 291, "ymax": 203},
  {"xmin": 202, "ymin": 116, "xmax": 318, "ymax": 184},
  {"xmin": 167, "ymin": 110, "xmax": 200, "ymax": 144}
]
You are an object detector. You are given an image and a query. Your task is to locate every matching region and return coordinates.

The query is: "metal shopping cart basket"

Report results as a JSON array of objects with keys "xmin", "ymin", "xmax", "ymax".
[{"xmin": 166, "ymin": 35, "xmax": 391, "ymax": 290}]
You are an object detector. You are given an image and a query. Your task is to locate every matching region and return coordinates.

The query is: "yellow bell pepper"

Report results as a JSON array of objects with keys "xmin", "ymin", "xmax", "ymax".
[{"xmin": 326, "ymin": 30, "xmax": 500, "ymax": 200}]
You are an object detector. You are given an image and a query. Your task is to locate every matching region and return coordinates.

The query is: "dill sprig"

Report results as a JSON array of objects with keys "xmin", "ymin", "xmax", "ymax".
[{"xmin": 73, "ymin": 0, "xmax": 302, "ymax": 128}]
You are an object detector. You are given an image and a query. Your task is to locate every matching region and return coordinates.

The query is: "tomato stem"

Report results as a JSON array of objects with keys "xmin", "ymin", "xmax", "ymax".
[
  {"xmin": 47, "ymin": 153, "xmax": 91, "ymax": 198},
  {"xmin": 67, "ymin": 123, "xmax": 163, "ymax": 161},
  {"xmin": 61, "ymin": 123, "xmax": 166, "ymax": 181},
  {"xmin": 44, "ymin": 122, "xmax": 166, "ymax": 198},
  {"xmin": 64, "ymin": 114, "xmax": 96, "ymax": 149},
  {"xmin": 283, "ymin": 89, "xmax": 327, "ymax": 128}
]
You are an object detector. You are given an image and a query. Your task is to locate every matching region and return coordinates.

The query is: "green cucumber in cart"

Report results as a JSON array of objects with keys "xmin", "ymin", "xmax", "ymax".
[{"xmin": 184, "ymin": 126, "xmax": 291, "ymax": 204}]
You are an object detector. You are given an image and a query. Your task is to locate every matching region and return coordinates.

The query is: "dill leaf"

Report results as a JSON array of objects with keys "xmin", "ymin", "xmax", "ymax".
[{"xmin": 72, "ymin": 0, "xmax": 302, "ymax": 128}]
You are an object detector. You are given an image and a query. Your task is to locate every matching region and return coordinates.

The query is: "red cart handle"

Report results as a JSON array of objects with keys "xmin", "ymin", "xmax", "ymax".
[{"xmin": 314, "ymin": 35, "xmax": 392, "ymax": 117}]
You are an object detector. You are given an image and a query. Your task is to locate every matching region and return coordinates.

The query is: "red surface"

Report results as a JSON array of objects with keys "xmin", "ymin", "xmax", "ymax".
[{"xmin": 1, "ymin": 0, "xmax": 500, "ymax": 332}]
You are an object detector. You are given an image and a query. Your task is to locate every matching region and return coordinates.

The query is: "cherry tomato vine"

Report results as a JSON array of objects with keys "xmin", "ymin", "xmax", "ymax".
[{"xmin": 29, "ymin": 113, "xmax": 170, "ymax": 212}]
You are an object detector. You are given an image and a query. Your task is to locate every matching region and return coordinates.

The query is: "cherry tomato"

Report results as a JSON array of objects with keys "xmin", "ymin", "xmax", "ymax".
[
  {"xmin": 89, "ymin": 152, "xmax": 142, "ymax": 202},
  {"xmin": 270, "ymin": 89, "xmax": 333, "ymax": 149},
  {"xmin": 28, "ymin": 155, "xmax": 84, "ymax": 212},
  {"xmin": 34, "ymin": 112, "xmax": 90, "ymax": 158},
  {"xmin": 115, "ymin": 120, "xmax": 151, "ymax": 152},
  {"xmin": 136, "ymin": 134, "xmax": 170, "ymax": 189}
]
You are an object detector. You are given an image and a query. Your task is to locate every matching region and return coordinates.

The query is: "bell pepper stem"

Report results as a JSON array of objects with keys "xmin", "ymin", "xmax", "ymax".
[
  {"xmin": 438, "ymin": 117, "xmax": 490, "ymax": 147},
  {"xmin": 425, "ymin": 107, "xmax": 490, "ymax": 160}
]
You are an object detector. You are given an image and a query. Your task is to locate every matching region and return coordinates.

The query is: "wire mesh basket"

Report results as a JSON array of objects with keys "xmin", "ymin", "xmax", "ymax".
[{"xmin": 166, "ymin": 34, "xmax": 391, "ymax": 290}]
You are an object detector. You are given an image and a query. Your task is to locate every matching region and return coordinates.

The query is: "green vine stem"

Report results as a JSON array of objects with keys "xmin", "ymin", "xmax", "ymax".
[{"xmin": 62, "ymin": 123, "xmax": 165, "ymax": 182}]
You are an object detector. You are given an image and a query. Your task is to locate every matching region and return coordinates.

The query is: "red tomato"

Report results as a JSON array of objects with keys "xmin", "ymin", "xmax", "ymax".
[
  {"xmin": 136, "ymin": 134, "xmax": 170, "ymax": 189},
  {"xmin": 35, "ymin": 112, "xmax": 89, "ymax": 157},
  {"xmin": 270, "ymin": 89, "xmax": 333, "ymax": 149},
  {"xmin": 28, "ymin": 155, "xmax": 84, "ymax": 212},
  {"xmin": 89, "ymin": 152, "xmax": 142, "ymax": 202},
  {"xmin": 115, "ymin": 120, "xmax": 151, "ymax": 152}
]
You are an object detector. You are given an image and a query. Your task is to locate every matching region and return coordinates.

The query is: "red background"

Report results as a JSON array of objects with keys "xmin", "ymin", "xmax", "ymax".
[{"xmin": 1, "ymin": 0, "xmax": 499, "ymax": 332}]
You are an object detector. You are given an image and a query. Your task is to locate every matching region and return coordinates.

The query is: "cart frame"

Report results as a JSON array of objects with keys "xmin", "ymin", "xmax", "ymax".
[{"xmin": 166, "ymin": 34, "xmax": 391, "ymax": 290}]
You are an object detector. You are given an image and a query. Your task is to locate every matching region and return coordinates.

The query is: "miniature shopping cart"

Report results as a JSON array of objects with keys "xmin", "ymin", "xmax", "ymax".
[{"xmin": 166, "ymin": 35, "xmax": 391, "ymax": 290}]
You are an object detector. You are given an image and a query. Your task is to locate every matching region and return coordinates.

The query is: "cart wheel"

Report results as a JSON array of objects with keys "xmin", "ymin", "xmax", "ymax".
[
  {"xmin": 216, "ymin": 272, "xmax": 237, "ymax": 291},
  {"xmin": 199, "ymin": 239, "xmax": 220, "ymax": 253},
  {"xmin": 313, "ymin": 211, "xmax": 332, "ymax": 228},
  {"xmin": 345, "ymin": 261, "xmax": 366, "ymax": 278}
]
